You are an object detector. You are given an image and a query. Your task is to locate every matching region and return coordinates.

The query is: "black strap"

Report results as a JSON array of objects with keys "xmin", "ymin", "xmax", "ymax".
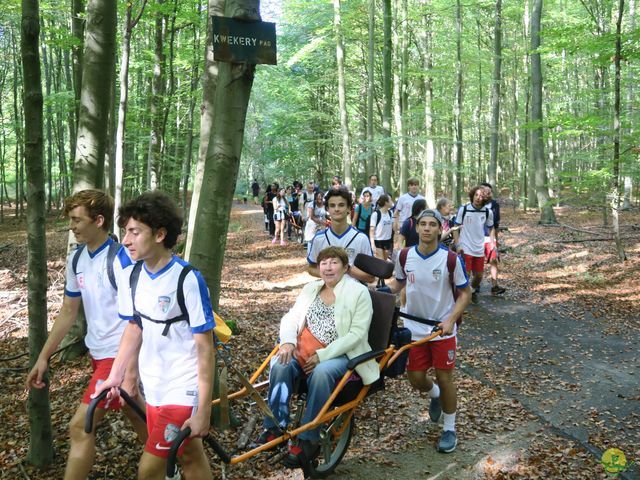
[
  {"xmin": 129, "ymin": 261, "xmax": 193, "ymax": 336},
  {"xmin": 73, "ymin": 240, "xmax": 122, "ymax": 291},
  {"xmin": 395, "ymin": 307, "xmax": 440, "ymax": 326}
]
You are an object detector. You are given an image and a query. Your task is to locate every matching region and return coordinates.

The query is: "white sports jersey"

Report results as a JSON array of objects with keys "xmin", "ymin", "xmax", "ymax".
[
  {"xmin": 360, "ymin": 185, "xmax": 385, "ymax": 204},
  {"xmin": 307, "ymin": 226, "xmax": 373, "ymax": 266},
  {"xmin": 455, "ymin": 203, "xmax": 494, "ymax": 256},
  {"xmin": 118, "ymin": 256, "xmax": 215, "ymax": 407},
  {"xmin": 370, "ymin": 210, "xmax": 394, "ymax": 241},
  {"xmin": 394, "ymin": 193, "xmax": 425, "ymax": 225},
  {"xmin": 395, "ymin": 245, "xmax": 468, "ymax": 341},
  {"xmin": 65, "ymin": 238, "xmax": 132, "ymax": 360}
]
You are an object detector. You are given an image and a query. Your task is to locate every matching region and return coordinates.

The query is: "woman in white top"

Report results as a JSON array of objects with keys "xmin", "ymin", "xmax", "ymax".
[
  {"xmin": 272, "ymin": 188, "xmax": 289, "ymax": 246},
  {"xmin": 369, "ymin": 194, "xmax": 394, "ymax": 261},
  {"xmin": 303, "ymin": 191, "xmax": 327, "ymax": 244}
]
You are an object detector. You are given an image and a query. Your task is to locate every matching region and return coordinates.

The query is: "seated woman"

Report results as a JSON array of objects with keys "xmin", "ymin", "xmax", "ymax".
[{"xmin": 254, "ymin": 246, "xmax": 379, "ymax": 467}]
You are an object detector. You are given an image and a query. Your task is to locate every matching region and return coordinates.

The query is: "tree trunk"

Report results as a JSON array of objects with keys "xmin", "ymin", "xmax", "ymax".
[
  {"xmin": 72, "ymin": 0, "xmax": 117, "ymax": 190},
  {"xmin": 421, "ymin": 0, "xmax": 436, "ymax": 208},
  {"xmin": 393, "ymin": 0, "xmax": 408, "ymax": 191},
  {"xmin": 453, "ymin": 0, "xmax": 463, "ymax": 206},
  {"xmin": 622, "ymin": 0, "xmax": 634, "ymax": 210},
  {"xmin": 186, "ymin": 0, "xmax": 257, "ymax": 310},
  {"xmin": 611, "ymin": 0, "xmax": 626, "ymax": 261},
  {"xmin": 530, "ymin": 0, "xmax": 556, "ymax": 224},
  {"xmin": 333, "ymin": 0, "xmax": 352, "ymax": 188},
  {"xmin": 381, "ymin": 0, "xmax": 393, "ymax": 195},
  {"xmin": 147, "ymin": 0, "xmax": 166, "ymax": 190},
  {"xmin": 488, "ymin": 0, "xmax": 502, "ymax": 188},
  {"xmin": 71, "ymin": 0, "xmax": 85, "ymax": 129},
  {"xmin": 366, "ymin": 0, "xmax": 375, "ymax": 179},
  {"xmin": 114, "ymin": 1, "xmax": 147, "ymax": 230},
  {"xmin": 21, "ymin": 0, "xmax": 54, "ymax": 466},
  {"xmin": 185, "ymin": 0, "xmax": 224, "ymax": 255}
]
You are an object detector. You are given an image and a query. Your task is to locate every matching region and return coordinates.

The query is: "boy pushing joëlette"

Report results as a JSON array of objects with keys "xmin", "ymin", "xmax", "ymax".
[
  {"xmin": 93, "ymin": 191, "xmax": 215, "ymax": 480},
  {"xmin": 386, "ymin": 209, "xmax": 471, "ymax": 453}
]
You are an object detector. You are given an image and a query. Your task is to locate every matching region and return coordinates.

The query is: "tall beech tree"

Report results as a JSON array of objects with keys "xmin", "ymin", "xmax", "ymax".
[
  {"xmin": 186, "ymin": 0, "xmax": 258, "ymax": 308},
  {"xmin": 22, "ymin": 0, "xmax": 54, "ymax": 466},
  {"xmin": 72, "ymin": 0, "xmax": 117, "ymax": 190},
  {"xmin": 530, "ymin": 0, "xmax": 556, "ymax": 224}
]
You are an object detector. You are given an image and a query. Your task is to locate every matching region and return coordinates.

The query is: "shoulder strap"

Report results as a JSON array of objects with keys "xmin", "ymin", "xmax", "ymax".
[
  {"xmin": 72, "ymin": 244, "xmax": 85, "ymax": 275},
  {"xmin": 344, "ymin": 228, "xmax": 359, "ymax": 249},
  {"xmin": 176, "ymin": 265, "xmax": 195, "ymax": 323},
  {"xmin": 129, "ymin": 261, "xmax": 143, "ymax": 328},
  {"xmin": 461, "ymin": 204, "xmax": 468, "ymax": 223},
  {"xmin": 106, "ymin": 242, "xmax": 122, "ymax": 290},
  {"xmin": 399, "ymin": 247, "xmax": 410, "ymax": 271},
  {"xmin": 446, "ymin": 249, "xmax": 457, "ymax": 297},
  {"xmin": 324, "ymin": 230, "xmax": 330, "ymax": 246}
]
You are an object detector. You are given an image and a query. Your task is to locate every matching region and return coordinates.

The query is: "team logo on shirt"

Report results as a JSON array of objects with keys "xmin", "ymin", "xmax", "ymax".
[
  {"xmin": 77, "ymin": 273, "xmax": 85, "ymax": 289},
  {"xmin": 158, "ymin": 296, "xmax": 171, "ymax": 313},
  {"xmin": 164, "ymin": 423, "xmax": 180, "ymax": 443},
  {"xmin": 346, "ymin": 247, "xmax": 356, "ymax": 259},
  {"xmin": 432, "ymin": 269, "xmax": 442, "ymax": 281}
]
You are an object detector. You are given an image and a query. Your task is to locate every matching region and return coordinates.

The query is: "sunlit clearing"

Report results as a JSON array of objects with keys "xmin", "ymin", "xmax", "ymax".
[
  {"xmin": 236, "ymin": 208, "xmax": 264, "ymax": 215},
  {"xmin": 241, "ymin": 257, "xmax": 306, "ymax": 270}
]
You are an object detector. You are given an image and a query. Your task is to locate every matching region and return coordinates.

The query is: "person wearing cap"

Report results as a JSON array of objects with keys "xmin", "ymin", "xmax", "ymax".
[{"xmin": 386, "ymin": 208, "xmax": 471, "ymax": 453}]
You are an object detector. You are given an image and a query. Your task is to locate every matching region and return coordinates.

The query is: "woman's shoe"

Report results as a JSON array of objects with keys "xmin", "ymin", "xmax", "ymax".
[
  {"xmin": 271, "ymin": 237, "xmax": 277, "ymax": 244},
  {"xmin": 280, "ymin": 240, "xmax": 287, "ymax": 246}
]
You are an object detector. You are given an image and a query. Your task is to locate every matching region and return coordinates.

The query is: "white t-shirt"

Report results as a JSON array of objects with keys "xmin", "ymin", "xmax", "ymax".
[
  {"xmin": 394, "ymin": 193, "xmax": 425, "ymax": 225},
  {"xmin": 118, "ymin": 256, "xmax": 215, "ymax": 407},
  {"xmin": 395, "ymin": 245, "xmax": 469, "ymax": 341},
  {"xmin": 301, "ymin": 190, "xmax": 315, "ymax": 219},
  {"xmin": 307, "ymin": 226, "xmax": 373, "ymax": 266},
  {"xmin": 360, "ymin": 185, "xmax": 385, "ymax": 204},
  {"xmin": 65, "ymin": 238, "xmax": 132, "ymax": 360},
  {"xmin": 455, "ymin": 203, "xmax": 494, "ymax": 257},
  {"xmin": 370, "ymin": 210, "xmax": 394, "ymax": 241}
]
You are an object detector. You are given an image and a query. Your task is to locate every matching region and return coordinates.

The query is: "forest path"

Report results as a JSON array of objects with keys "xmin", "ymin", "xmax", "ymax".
[
  {"xmin": 2, "ymin": 203, "xmax": 638, "ymax": 479},
  {"xmin": 215, "ymin": 204, "xmax": 638, "ymax": 480}
]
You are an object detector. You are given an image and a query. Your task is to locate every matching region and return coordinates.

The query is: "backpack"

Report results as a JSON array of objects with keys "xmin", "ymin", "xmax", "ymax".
[
  {"xmin": 72, "ymin": 241, "xmax": 122, "ymax": 291},
  {"xmin": 460, "ymin": 204, "xmax": 490, "ymax": 224},
  {"xmin": 399, "ymin": 247, "xmax": 463, "ymax": 326},
  {"xmin": 128, "ymin": 261, "xmax": 231, "ymax": 342}
]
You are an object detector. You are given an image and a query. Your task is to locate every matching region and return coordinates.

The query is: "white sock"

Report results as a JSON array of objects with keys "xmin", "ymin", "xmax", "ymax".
[
  {"xmin": 427, "ymin": 383, "xmax": 440, "ymax": 399},
  {"xmin": 443, "ymin": 412, "xmax": 456, "ymax": 432}
]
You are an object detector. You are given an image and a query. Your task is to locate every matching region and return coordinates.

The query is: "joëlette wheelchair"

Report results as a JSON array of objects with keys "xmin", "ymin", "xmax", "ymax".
[{"xmin": 86, "ymin": 254, "xmax": 443, "ymax": 479}]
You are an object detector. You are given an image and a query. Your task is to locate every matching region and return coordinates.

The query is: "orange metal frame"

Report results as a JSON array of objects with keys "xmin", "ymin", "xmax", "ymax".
[{"xmin": 213, "ymin": 328, "xmax": 442, "ymax": 465}]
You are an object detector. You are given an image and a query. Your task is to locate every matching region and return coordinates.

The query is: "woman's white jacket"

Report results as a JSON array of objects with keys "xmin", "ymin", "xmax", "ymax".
[{"xmin": 279, "ymin": 276, "xmax": 380, "ymax": 385}]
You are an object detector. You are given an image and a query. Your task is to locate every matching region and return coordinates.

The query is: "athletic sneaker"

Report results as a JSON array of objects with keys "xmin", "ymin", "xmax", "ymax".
[
  {"xmin": 471, "ymin": 291, "xmax": 479, "ymax": 304},
  {"xmin": 282, "ymin": 439, "xmax": 320, "ymax": 468},
  {"xmin": 248, "ymin": 428, "xmax": 280, "ymax": 450},
  {"xmin": 437, "ymin": 430, "xmax": 457, "ymax": 453},
  {"xmin": 429, "ymin": 396, "xmax": 442, "ymax": 422},
  {"xmin": 491, "ymin": 285, "xmax": 506, "ymax": 295}
]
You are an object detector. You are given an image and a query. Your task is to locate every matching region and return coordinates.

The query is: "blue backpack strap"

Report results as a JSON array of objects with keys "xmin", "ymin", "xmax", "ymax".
[
  {"xmin": 446, "ymin": 249, "xmax": 463, "ymax": 326},
  {"xmin": 176, "ymin": 265, "xmax": 194, "ymax": 324}
]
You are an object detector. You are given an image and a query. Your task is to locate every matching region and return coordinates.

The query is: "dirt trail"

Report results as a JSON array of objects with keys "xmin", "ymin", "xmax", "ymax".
[{"xmin": 1, "ymin": 203, "xmax": 637, "ymax": 479}]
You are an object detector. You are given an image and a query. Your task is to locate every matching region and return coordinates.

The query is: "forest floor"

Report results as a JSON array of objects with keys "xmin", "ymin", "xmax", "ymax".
[{"xmin": 0, "ymin": 201, "xmax": 639, "ymax": 480}]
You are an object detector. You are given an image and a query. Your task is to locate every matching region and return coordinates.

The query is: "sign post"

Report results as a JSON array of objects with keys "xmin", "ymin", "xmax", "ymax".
[{"xmin": 211, "ymin": 16, "xmax": 277, "ymax": 65}]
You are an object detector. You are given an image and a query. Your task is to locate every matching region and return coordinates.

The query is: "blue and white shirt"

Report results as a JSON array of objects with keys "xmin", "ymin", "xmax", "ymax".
[
  {"xmin": 118, "ymin": 256, "xmax": 215, "ymax": 407},
  {"xmin": 307, "ymin": 226, "xmax": 373, "ymax": 267},
  {"xmin": 65, "ymin": 237, "xmax": 132, "ymax": 360},
  {"xmin": 395, "ymin": 245, "xmax": 468, "ymax": 341}
]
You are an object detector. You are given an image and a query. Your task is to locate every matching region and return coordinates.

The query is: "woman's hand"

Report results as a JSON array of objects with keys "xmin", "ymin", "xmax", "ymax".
[
  {"xmin": 302, "ymin": 353, "xmax": 320, "ymax": 375},
  {"xmin": 277, "ymin": 343, "xmax": 295, "ymax": 364}
]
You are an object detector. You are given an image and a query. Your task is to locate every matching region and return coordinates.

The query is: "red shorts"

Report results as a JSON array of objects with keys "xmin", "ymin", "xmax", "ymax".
[
  {"xmin": 407, "ymin": 336, "xmax": 457, "ymax": 371},
  {"xmin": 145, "ymin": 404, "xmax": 195, "ymax": 458},
  {"xmin": 484, "ymin": 242, "xmax": 498, "ymax": 263},
  {"xmin": 82, "ymin": 357, "xmax": 122, "ymax": 411},
  {"xmin": 463, "ymin": 254, "xmax": 485, "ymax": 274}
]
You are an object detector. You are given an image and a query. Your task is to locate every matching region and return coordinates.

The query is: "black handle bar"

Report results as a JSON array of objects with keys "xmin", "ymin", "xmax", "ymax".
[
  {"xmin": 166, "ymin": 427, "xmax": 231, "ymax": 478},
  {"xmin": 84, "ymin": 388, "xmax": 146, "ymax": 434}
]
